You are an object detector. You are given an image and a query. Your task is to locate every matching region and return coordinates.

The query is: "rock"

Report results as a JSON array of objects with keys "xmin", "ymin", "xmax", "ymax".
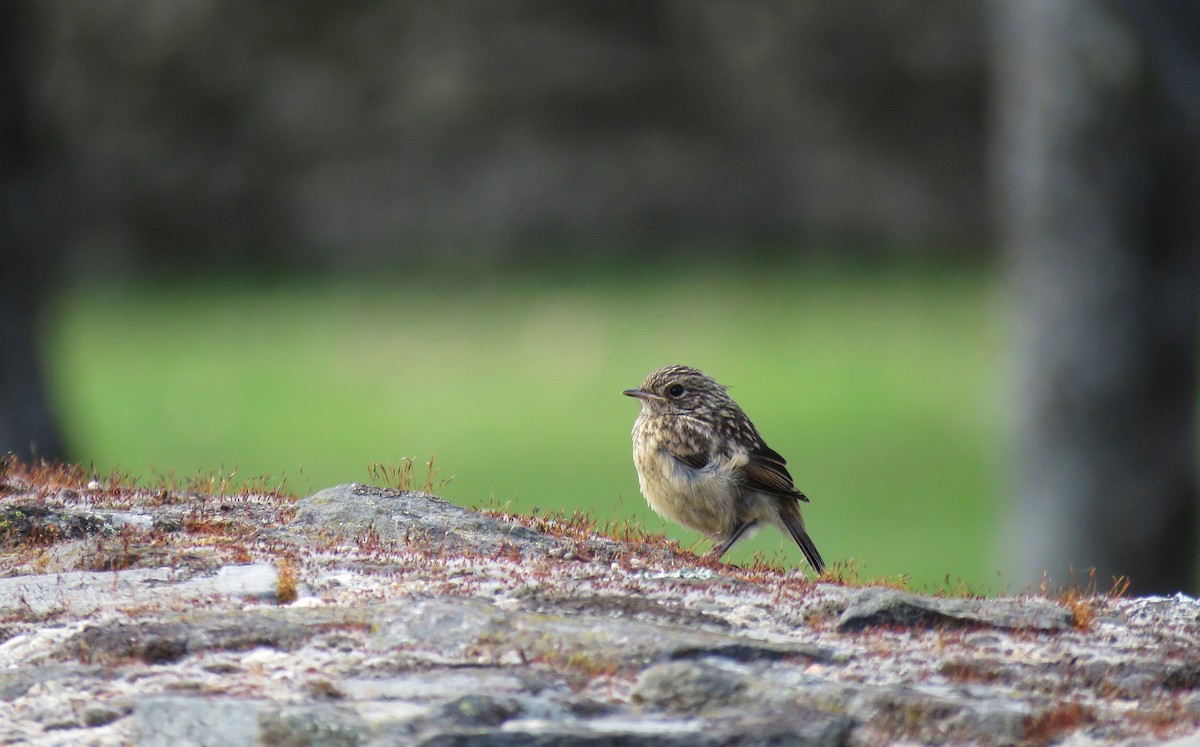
[
  {"xmin": 0, "ymin": 504, "xmax": 111, "ymax": 543},
  {"xmin": 260, "ymin": 704, "xmax": 369, "ymax": 747},
  {"xmin": 134, "ymin": 698, "xmax": 377, "ymax": 747},
  {"xmin": 0, "ymin": 665, "xmax": 106, "ymax": 702},
  {"xmin": 82, "ymin": 698, "xmax": 133, "ymax": 727},
  {"xmin": 438, "ymin": 695, "xmax": 524, "ymax": 727},
  {"xmin": 631, "ymin": 661, "xmax": 748, "ymax": 711},
  {"xmin": 666, "ymin": 641, "xmax": 843, "ymax": 665},
  {"xmin": 1, "ymin": 474, "xmax": 1198, "ymax": 746},
  {"xmin": 373, "ymin": 596, "xmax": 836, "ymax": 674},
  {"xmin": 1158, "ymin": 729, "xmax": 1200, "ymax": 747},
  {"xmin": 133, "ymin": 697, "xmax": 265, "ymax": 747},
  {"xmin": 181, "ymin": 563, "xmax": 280, "ymax": 601},
  {"xmin": 414, "ymin": 711, "xmax": 851, "ymax": 747},
  {"xmin": 60, "ymin": 606, "xmax": 358, "ymax": 664},
  {"xmin": 847, "ymin": 685, "xmax": 1031, "ymax": 746},
  {"xmin": 337, "ymin": 670, "xmax": 533, "ymax": 703},
  {"xmin": 293, "ymin": 484, "xmax": 555, "ymax": 554},
  {"xmin": 0, "ymin": 564, "xmax": 275, "ymax": 618},
  {"xmin": 836, "ymin": 587, "xmax": 1073, "ymax": 632}
]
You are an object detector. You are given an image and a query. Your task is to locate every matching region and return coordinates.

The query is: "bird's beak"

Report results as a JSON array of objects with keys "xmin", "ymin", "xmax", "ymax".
[{"xmin": 623, "ymin": 388, "xmax": 661, "ymax": 402}]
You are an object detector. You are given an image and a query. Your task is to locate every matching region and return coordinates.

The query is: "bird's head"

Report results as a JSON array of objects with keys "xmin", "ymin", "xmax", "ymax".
[{"xmin": 623, "ymin": 365, "xmax": 733, "ymax": 418}]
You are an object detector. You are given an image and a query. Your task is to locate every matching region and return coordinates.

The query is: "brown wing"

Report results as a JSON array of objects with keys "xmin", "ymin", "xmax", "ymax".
[
  {"xmin": 739, "ymin": 444, "xmax": 809, "ymax": 502},
  {"xmin": 662, "ymin": 419, "xmax": 714, "ymax": 471}
]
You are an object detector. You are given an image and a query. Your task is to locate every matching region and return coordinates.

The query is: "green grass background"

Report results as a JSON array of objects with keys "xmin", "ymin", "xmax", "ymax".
[{"xmin": 46, "ymin": 263, "xmax": 1008, "ymax": 591}]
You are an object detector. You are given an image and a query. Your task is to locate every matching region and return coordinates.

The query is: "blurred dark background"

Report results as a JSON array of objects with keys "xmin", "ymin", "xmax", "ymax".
[
  {"xmin": 2, "ymin": 1, "xmax": 1197, "ymax": 593},
  {"xmin": 31, "ymin": 1, "xmax": 987, "ymax": 272}
]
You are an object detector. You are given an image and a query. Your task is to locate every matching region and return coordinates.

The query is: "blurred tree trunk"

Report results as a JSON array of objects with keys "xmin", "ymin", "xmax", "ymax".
[
  {"xmin": 992, "ymin": 0, "xmax": 1200, "ymax": 594},
  {"xmin": 0, "ymin": 0, "xmax": 65, "ymax": 462}
]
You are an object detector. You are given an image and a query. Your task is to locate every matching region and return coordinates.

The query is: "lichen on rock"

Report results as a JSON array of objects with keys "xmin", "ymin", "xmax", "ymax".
[{"xmin": 0, "ymin": 470, "xmax": 1197, "ymax": 746}]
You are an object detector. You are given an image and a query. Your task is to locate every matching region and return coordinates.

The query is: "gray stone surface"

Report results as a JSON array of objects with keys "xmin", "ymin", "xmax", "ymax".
[
  {"xmin": 836, "ymin": 585, "xmax": 1075, "ymax": 632},
  {"xmin": 133, "ymin": 697, "xmax": 264, "ymax": 747},
  {"xmin": 0, "ymin": 564, "xmax": 280, "ymax": 618},
  {"xmin": 631, "ymin": 661, "xmax": 749, "ymax": 711},
  {"xmin": 0, "ymin": 478, "xmax": 1198, "ymax": 746},
  {"xmin": 294, "ymin": 483, "xmax": 555, "ymax": 553}
]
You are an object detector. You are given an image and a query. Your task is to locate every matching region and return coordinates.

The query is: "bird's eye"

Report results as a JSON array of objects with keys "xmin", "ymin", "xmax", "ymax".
[{"xmin": 666, "ymin": 384, "xmax": 685, "ymax": 398}]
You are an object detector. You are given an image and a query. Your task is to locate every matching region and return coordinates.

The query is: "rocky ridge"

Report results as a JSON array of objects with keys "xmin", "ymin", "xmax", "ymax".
[{"xmin": 0, "ymin": 465, "xmax": 1198, "ymax": 746}]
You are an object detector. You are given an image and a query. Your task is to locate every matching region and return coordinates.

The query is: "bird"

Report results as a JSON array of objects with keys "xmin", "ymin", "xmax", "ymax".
[{"xmin": 623, "ymin": 364, "xmax": 825, "ymax": 573}]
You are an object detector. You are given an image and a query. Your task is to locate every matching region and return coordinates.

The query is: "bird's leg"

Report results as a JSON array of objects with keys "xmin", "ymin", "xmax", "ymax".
[{"xmin": 712, "ymin": 520, "xmax": 755, "ymax": 559}]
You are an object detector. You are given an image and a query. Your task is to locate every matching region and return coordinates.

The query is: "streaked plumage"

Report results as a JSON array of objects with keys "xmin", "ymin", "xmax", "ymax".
[{"xmin": 623, "ymin": 365, "xmax": 825, "ymax": 573}]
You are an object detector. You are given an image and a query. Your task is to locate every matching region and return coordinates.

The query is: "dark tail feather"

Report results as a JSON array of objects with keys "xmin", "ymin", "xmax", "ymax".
[{"xmin": 778, "ymin": 500, "xmax": 825, "ymax": 574}]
